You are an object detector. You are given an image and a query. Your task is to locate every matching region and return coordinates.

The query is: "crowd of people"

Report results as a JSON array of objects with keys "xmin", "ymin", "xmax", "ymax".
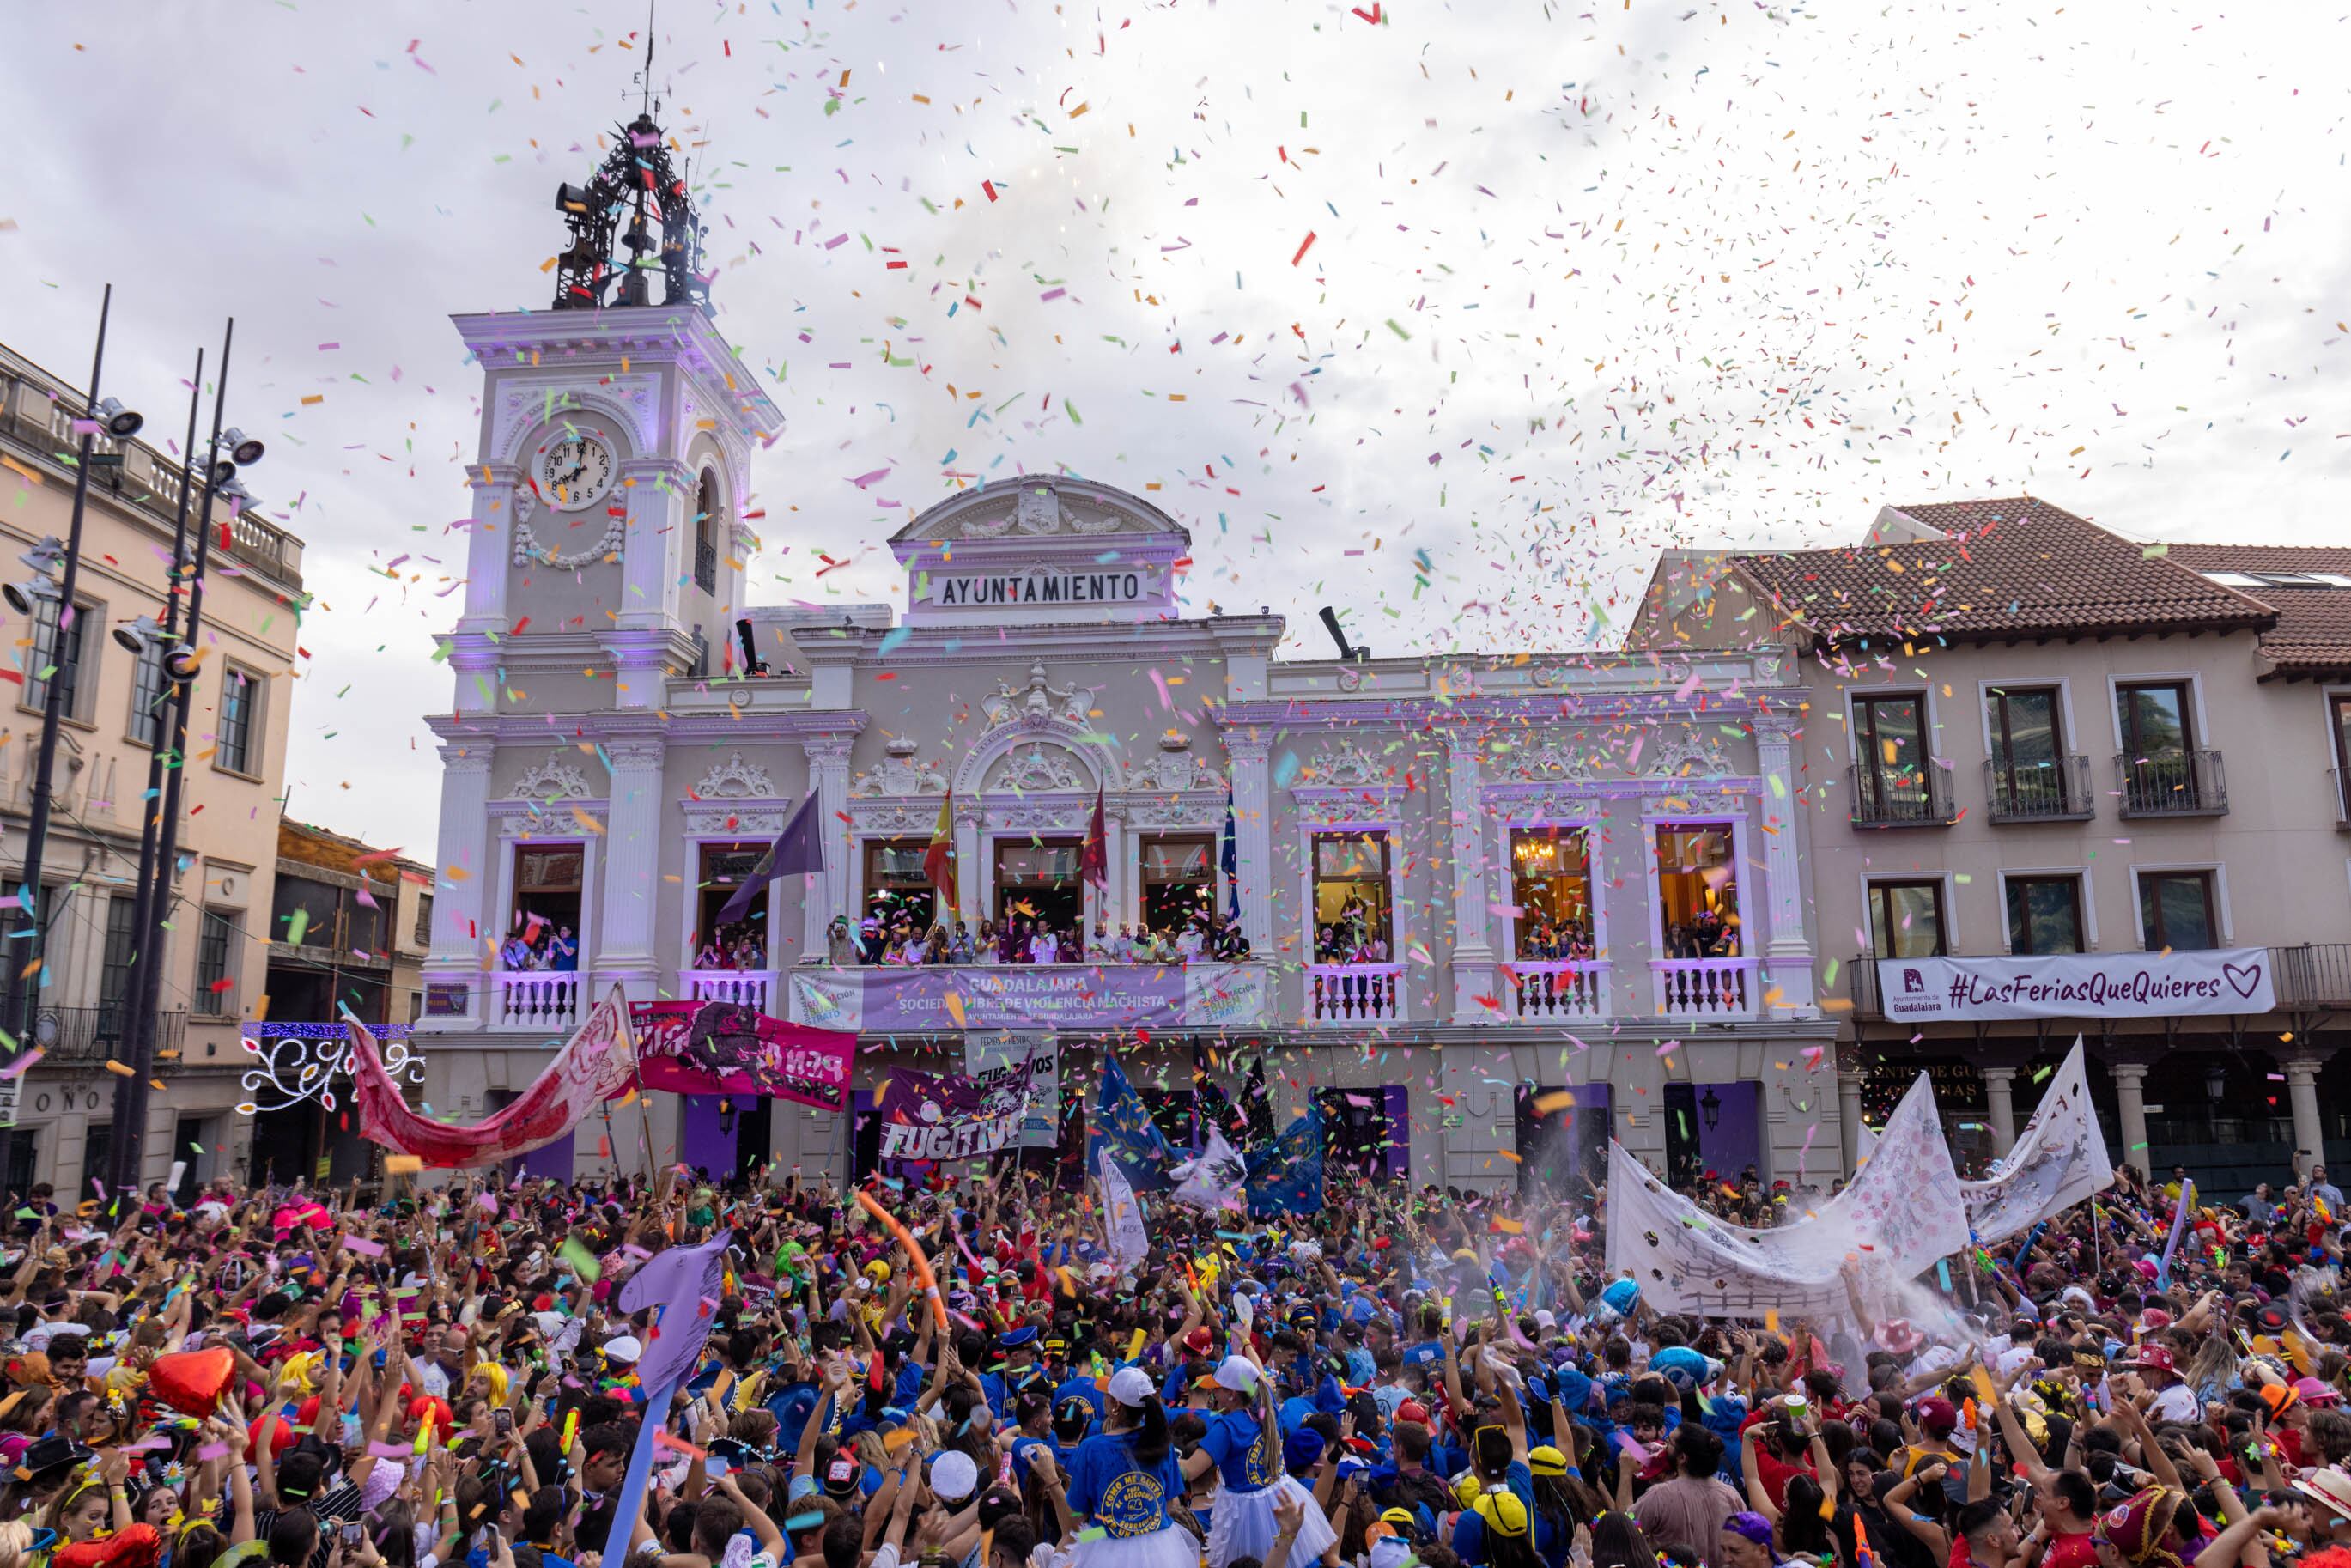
[
  {"xmin": 691, "ymin": 929, "xmax": 771, "ymax": 973},
  {"xmin": 498, "ymin": 921, "xmax": 580, "ymax": 973},
  {"xmin": 4, "ymin": 1142, "xmax": 2351, "ymax": 1568},
  {"xmin": 828, "ymin": 910, "xmax": 1253, "ymax": 967}
]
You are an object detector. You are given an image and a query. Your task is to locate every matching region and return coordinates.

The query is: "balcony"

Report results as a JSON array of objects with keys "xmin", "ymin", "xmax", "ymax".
[
  {"xmin": 1849, "ymin": 759, "xmax": 1957, "ymax": 828},
  {"xmin": 1651, "ymin": 957, "xmax": 1759, "ymax": 1017},
  {"xmin": 683, "ymin": 968, "xmax": 777, "ymax": 1013},
  {"xmin": 27, "ymin": 1005, "xmax": 188, "ymax": 1065},
  {"xmin": 1308, "ymin": 963, "xmax": 1403, "ymax": 1023},
  {"xmin": 2116, "ymin": 750, "xmax": 2227, "ymax": 817},
  {"xmin": 2275, "ymin": 944, "xmax": 2351, "ymax": 1007},
  {"xmin": 787, "ymin": 959, "xmax": 1273, "ymax": 1031},
  {"xmin": 1503, "ymin": 960, "xmax": 1609, "ymax": 1021},
  {"xmin": 493, "ymin": 971, "xmax": 580, "ymax": 1031},
  {"xmin": 1984, "ymin": 755, "xmax": 2094, "ymax": 823},
  {"xmin": 694, "ymin": 538, "xmax": 719, "ymax": 593},
  {"xmin": 1849, "ymin": 954, "xmax": 1884, "ymax": 1018}
]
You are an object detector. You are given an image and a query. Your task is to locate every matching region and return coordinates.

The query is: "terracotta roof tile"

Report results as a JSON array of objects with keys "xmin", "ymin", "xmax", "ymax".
[
  {"xmin": 1730, "ymin": 496, "xmax": 2276, "ymax": 645},
  {"xmin": 2162, "ymin": 544, "xmax": 2351, "ymax": 675}
]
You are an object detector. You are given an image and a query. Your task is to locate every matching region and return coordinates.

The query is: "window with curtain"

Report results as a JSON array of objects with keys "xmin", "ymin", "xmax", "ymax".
[
  {"xmin": 2137, "ymin": 871, "xmax": 2218, "ymax": 951},
  {"xmin": 194, "ymin": 908, "xmax": 241, "ymax": 1016},
  {"xmin": 1867, "ymin": 880, "xmax": 1948, "ymax": 959},
  {"xmin": 216, "ymin": 668, "xmax": 259, "ymax": 775},
  {"xmin": 2005, "ymin": 875, "xmax": 2085, "ymax": 955}
]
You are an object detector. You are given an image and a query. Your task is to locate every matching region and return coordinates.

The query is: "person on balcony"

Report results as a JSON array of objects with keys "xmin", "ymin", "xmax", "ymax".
[
  {"xmin": 975, "ymin": 917, "xmax": 1000, "ymax": 963},
  {"xmin": 694, "ymin": 935, "xmax": 726, "ymax": 969},
  {"xmin": 826, "ymin": 915, "xmax": 860, "ymax": 966},
  {"xmin": 1033, "ymin": 923, "xmax": 1062, "ymax": 964},
  {"xmin": 921, "ymin": 925, "xmax": 950, "ymax": 965},
  {"xmin": 499, "ymin": 930, "xmax": 533, "ymax": 971},
  {"xmin": 550, "ymin": 924, "xmax": 579, "ymax": 971},
  {"xmin": 948, "ymin": 921, "xmax": 978, "ymax": 963},
  {"xmin": 1212, "ymin": 915, "xmax": 1251, "ymax": 961},
  {"xmin": 999, "ymin": 916, "xmax": 1029, "ymax": 964}
]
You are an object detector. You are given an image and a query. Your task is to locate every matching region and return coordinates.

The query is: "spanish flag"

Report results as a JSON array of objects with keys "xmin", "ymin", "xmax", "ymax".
[{"xmin": 924, "ymin": 790, "xmax": 957, "ymax": 911}]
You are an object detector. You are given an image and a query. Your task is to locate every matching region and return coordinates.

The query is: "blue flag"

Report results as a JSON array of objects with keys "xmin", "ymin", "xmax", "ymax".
[
  {"xmin": 1246, "ymin": 1104, "xmax": 1326, "ymax": 1217},
  {"xmin": 1091, "ymin": 1054, "xmax": 1176, "ymax": 1190},
  {"xmin": 1220, "ymin": 787, "xmax": 1241, "ymax": 921}
]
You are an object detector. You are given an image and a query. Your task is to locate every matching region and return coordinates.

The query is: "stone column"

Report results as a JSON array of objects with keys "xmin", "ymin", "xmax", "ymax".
[
  {"xmin": 1837, "ymin": 1068, "xmax": 1865, "ymax": 1176},
  {"xmin": 799, "ymin": 736, "xmax": 854, "ymax": 955},
  {"xmin": 2110, "ymin": 1062, "xmax": 2151, "ymax": 1177},
  {"xmin": 1225, "ymin": 734, "xmax": 1275, "ymax": 952},
  {"xmin": 595, "ymin": 737, "xmax": 667, "ymax": 1000},
  {"xmin": 1445, "ymin": 734, "xmax": 1495, "ymax": 1019},
  {"xmin": 1982, "ymin": 1067, "xmax": 2019, "ymax": 1157},
  {"xmin": 456, "ymin": 465, "xmax": 517, "ymax": 634},
  {"xmin": 2283, "ymin": 1054, "xmax": 2330, "ymax": 1176},
  {"xmin": 1753, "ymin": 711, "xmax": 1815, "ymax": 1012},
  {"xmin": 955, "ymin": 801, "xmax": 985, "ymax": 928},
  {"xmin": 615, "ymin": 457, "xmax": 691, "ymax": 633},
  {"xmin": 422, "ymin": 744, "xmax": 494, "ymax": 1025}
]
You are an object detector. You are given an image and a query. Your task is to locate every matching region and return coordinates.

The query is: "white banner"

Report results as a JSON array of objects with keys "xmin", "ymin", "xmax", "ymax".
[
  {"xmin": 1102, "ymin": 1152, "xmax": 1151, "ymax": 1273},
  {"xmin": 1961, "ymin": 1040, "xmax": 2114, "ymax": 1245},
  {"xmin": 1876, "ymin": 947, "xmax": 2275, "ymax": 1021},
  {"xmin": 965, "ymin": 1034, "xmax": 1060, "ymax": 1149},
  {"xmin": 1170, "ymin": 1128, "xmax": 1248, "ymax": 1212},
  {"xmin": 1606, "ymin": 1073, "xmax": 1970, "ymax": 1319}
]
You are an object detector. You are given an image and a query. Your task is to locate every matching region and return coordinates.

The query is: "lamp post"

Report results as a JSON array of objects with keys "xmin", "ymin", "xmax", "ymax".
[
  {"xmin": 10, "ymin": 285, "xmax": 141, "ymax": 1052},
  {"xmin": 101, "ymin": 340, "xmax": 209, "ymax": 1197},
  {"xmin": 107, "ymin": 322, "xmax": 260, "ymax": 1194}
]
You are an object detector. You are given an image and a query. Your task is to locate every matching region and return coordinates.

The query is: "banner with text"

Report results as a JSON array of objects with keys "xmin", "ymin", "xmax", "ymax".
[
  {"xmin": 1876, "ymin": 947, "xmax": 2275, "ymax": 1022},
  {"xmin": 629, "ymin": 1001, "xmax": 852, "ymax": 1113},
  {"xmin": 1960, "ymin": 1040, "xmax": 2115, "ymax": 1245},
  {"xmin": 872, "ymin": 1059, "xmax": 1041, "ymax": 1164},
  {"xmin": 791, "ymin": 962, "xmax": 1270, "ymax": 1032},
  {"xmin": 964, "ymin": 1035, "xmax": 1060, "ymax": 1149}
]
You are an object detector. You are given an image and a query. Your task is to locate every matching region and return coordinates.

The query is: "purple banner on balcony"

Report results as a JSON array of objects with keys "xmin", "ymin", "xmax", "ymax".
[
  {"xmin": 788, "ymin": 961, "xmax": 1270, "ymax": 1032},
  {"xmin": 1874, "ymin": 947, "xmax": 2275, "ymax": 1022},
  {"xmin": 630, "ymin": 1001, "xmax": 853, "ymax": 1112}
]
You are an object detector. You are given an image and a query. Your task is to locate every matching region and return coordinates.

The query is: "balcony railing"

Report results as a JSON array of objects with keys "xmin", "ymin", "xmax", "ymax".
[
  {"xmin": 1984, "ymin": 755, "xmax": 2094, "ymax": 822},
  {"xmin": 494, "ymin": 971, "xmax": 580, "ymax": 1031},
  {"xmin": 1503, "ymin": 960, "xmax": 1609, "ymax": 1020},
  {"xmin": 694, "ymin": 538, "xmax": 719, "ymax": 593},
  {"xmin": 1651, "ymin": 957, "xmax": 1759, "ymax": 1017},
  {"xmin": 27, "ymin": 1005, "xmax": 188, "ymax": 1065},
  {"xmin": 2117, "ymin": 750, "xmax": 2227, "ymax": 817},
  {"xmin": 1849, "ymin": 759, "xmax": 1957, "ymax": 827},
  {"xmin": 683, "ymin": 968, "xmax": 776, "ymax": 1013},
  {"xmin": 1849, "ymin": 954, "xmax": 1883, "ymax": 1018},
  {"xmin": 1309, "ymin": 963, "xmax": 1402, "ymax": 1023}
]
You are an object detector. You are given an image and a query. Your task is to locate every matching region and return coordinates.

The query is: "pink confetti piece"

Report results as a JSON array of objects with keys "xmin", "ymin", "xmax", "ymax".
[
  {"xmin": 339, "ymin": 1235, "xmax": 386, "ymax": 1256},
  {"xmin": 196, "ymin": 1443, "xmax": 229, "ymax": 1462},
  {"xmin": 2, "ymin": 1049, "xmax": 45, "ymax": 1080}
]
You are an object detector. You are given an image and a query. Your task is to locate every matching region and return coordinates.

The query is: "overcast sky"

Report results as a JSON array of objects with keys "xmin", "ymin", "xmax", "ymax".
[{"xmin": 3, "ymin": 0, "xmax": 2345, "ymax": 858}]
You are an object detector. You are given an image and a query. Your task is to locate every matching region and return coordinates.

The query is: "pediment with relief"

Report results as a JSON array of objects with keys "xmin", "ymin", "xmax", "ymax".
[
  {"xmin": 851, "ymin": 738, "xmax": 949, "ymax": 798},
  {"xmin": 690, "ymin": 751, "xmax": 779, "ymax": 800},
  {"xmin": 894, "ymin": 475, "xmax": 1191, "ymax": 545},
  {"xmin": 986, "ymin": 743, "xmax": 1089, "ymax": 793}
]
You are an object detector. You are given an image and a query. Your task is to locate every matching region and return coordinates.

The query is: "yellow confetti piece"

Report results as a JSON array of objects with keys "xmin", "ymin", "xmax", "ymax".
[
  {"xmin": 1532, "ymin": 1090, "xmax": 1576, "ymax": 1115},
  {"xmin": 103, "ymin": 1059, "xmax": 134, "ymax": 1077},
  {"xmin": 385, "ymin": 1155, "xmax": 423, "ymax": 1175}
]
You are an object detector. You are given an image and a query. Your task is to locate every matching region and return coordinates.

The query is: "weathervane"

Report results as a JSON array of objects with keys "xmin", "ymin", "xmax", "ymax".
[{"xmin": 549, "ymin": 0, "xmax": 712, "ymax": 313}]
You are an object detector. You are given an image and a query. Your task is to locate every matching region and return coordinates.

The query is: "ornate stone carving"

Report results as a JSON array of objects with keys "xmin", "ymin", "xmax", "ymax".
[
  {"xmin": 490, "ymin": 378, "xmax": 660, "ymax": 466},
  {"xmin": 692, "ymin": 750, "xmax": 779, "ymax": 800},
  {"xmin": 495, "ymin": 805, "xmax": 604, "ymax": 840},
  {"xmin": 1016, "ymin": 484, "xmax": 1060, "ymax": 535},
  {"xmin": 1305, "ymin": 737, "xmax": 1389, "ymax": 787},
  {"xmin": 1494, "ymin": 739, "xmax": 1603, "ymax": 785},
  {"xmin": 981, "ymin": 660, "xmax": 1096, "ymax": 728},
  {"xmin": 1644, "ymin": 727, "xmax": 1734, "ymax": 778},
  {"xmin": 513, "ymin": 512, "xmax": 627, "ymax": 571},
  {"xmin": 848, "ymin": 803, "xmax": 939, "ymax": 835},
  {"xmin": 604, "ymin": 738, "xmax": 668, "ymax": 769},
  {"xmin": 1126, "ymin": 734, "xmax": 1224, "ymax": 793},
  {"xmin": 440, "ymin": 745, "xmax": 494, "ymax": 775},
  {"xmin": 851, "ymin": 738, "xmax": 949, "ymax": 798},
  {"xmin": 1125, "ymin": 799, "xmax": 1219, "ymax": 829},
  {"xmin": 683, "ymin": 804, "xmax": 787, "ymax": 836},
  {"xmin": 510, "ymin": 754, "xmax": 593, "ymax": 800},
  {"xmin": 987, "ymin": 743, "xmax": 1087, "ymax": 793},
  {"xmin": 802, "ymin": 735, "xmax": 856, "ymax": 767},
  {"xmin": 992, "ymin": 805, "xmax": 1086, "ymax": 831}
]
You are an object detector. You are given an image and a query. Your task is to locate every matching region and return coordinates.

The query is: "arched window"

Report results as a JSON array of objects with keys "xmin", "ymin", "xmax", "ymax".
[{"xmin": 693, "ymin": 467, "xmax": 720, "ymax": 593}]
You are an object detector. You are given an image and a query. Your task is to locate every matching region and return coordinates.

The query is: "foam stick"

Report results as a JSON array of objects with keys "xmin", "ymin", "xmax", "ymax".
[{"xmin": 854, "ymin": 1189, "xmax": 943, "ymax": 1317}]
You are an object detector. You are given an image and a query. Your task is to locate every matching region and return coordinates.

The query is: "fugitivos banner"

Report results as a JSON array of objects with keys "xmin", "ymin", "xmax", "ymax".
[
  {"xmin": 1875, "ymin": 946, "xmax": 2276, "ymax": 1022},
  {"xmin": 789, "ymin": 960, "xmax": 1270, "ymax": 1032},
  {"xmin": 872, "ymin": 1057, "xmax": 1044, "ymax": 1164},
  {"xmin": 630, "ymin": 1001, "xmax": 852, "ymax": 1113}
]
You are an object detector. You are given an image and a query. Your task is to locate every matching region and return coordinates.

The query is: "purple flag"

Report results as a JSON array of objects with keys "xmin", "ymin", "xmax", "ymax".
[
  {"xmin": 617, "ymin": 1227, "xmax": 732, "ymax": 1395},
  {"xmin": 716, "ymin": 793, "xmax": 823, "ymax": 925}
]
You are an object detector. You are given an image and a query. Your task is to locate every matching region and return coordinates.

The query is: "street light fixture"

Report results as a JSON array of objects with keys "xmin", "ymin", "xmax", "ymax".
[
  {"xmin": 1701, "ymin": 1085, "xmax": 1722, "ymax": 1131},
  {"xmin": 219, "ymin": 428, "xmax": 264, "ymax": 467},
  {"xmin": 2, "ymin": 538, "xmax": 68, "ymax": 616},
  {"xmin": 92, "ymin": 398, "xmax": 143, "ymax": 439}
]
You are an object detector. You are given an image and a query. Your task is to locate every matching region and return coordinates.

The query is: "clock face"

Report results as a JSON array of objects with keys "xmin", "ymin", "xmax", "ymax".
[{"xmin": 537, "ymin": 434, "xmax": 617, "ymax": 512}]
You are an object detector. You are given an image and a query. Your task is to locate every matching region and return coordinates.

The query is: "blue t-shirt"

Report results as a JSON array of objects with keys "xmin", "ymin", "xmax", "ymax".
[
  {"xmin": 1450, "ymin": 1461, "xmax": 1536, "ymax": 1567},
  {"xmin": 1054, "ymin": 1374, "xmax": 1105, "ymax": 1423},
  {"xmin": 1070, "ymin": 1431, "xmax": 1182, "ymax": 1539},
  {"xmin": 1200, "ymin": 1409, "xmax": 1283, "ymax": 1495}
]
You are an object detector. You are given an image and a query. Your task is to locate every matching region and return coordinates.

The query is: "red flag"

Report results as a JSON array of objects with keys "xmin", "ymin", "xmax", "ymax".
[
  {"xmin": 1080, "ymin": 787, "xmax": 1108, "ymax": 888},
  {"xmin": 923, "ymin": 790, "xmax": 957, "ymax": 912}
]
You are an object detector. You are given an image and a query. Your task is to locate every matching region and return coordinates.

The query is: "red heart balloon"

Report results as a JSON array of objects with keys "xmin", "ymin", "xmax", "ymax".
[
  {"xmin": 54, "ymin": 1525, "xmax": 161, "ymax": 1568},
  {"xmin": 148, "ymin": 1346, "xmax": 234, "ymax": 1416}
]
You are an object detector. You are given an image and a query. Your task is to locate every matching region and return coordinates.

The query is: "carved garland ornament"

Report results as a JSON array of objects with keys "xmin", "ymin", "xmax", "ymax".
[
  {"xmin": 513, "ymin": 512, "xmax": 627, "ymax": 571},
  {"xmin": 693, "ymin": 750, "xmax": 779, "ymax": 800},
  {"xmin": 851, "ymin": 738, "xmax": 950, "ymax": 798},
  {"xmin": 510, "ymin": 755, "xmax": 594, "ymax": 800},
  {"xmin": 1304, "ymin": 737, "xmax": 1389, "ymax": 787}
]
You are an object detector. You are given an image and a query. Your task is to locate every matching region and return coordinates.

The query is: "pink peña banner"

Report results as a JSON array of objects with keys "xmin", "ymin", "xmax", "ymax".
[{"xmin": 630, "ymin": 1000, "xmax": 852, "ymax": 1112}]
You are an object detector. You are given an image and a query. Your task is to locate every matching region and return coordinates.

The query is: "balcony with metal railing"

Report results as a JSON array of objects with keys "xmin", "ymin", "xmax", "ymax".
[
  {"xmin": 2116, "ymin": 750, "xmax": 2227, "ymax": 817},
  {"xmin": 27, "ymin": 1004, "xmax": 188, "ymax": 1065},
  {"xmin": 1848, "ymin": 758, "xmax": 1958, "ymax": 827},
  {"xmin": 1984, "ymin": 754, "xmax": 2095, "ymax": 823},
  {"xmin": 694, "ymin": 538, "xmax": 719, "ymax": 593}
]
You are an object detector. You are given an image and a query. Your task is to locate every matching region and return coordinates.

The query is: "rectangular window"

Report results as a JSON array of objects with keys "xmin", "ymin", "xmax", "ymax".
[
  {"xmin": 506, "ymin": 843, "xmax": 584, "ymax": 969},
  {"xmin": 1139, "ymin": 835, "xmax": 1213, "ymax": 936},
  {"xmin": 216, "ymin": 667, "xmax": 259, "ymax": 775},
  {"xmin": 993, "ymin": 838, "xmax": 1083, "ymax": 937},
  {"xmin": 1852, "ymin": 692, "xmax": 1929, "ymax": 818},
  {"xmin": 1654, "ymin": 823, "xmax": 1740, "ymax": 957},
  {"xmin": 2332, "ymin": 694, "xmax": 2351, "ymax": 822},
  {"xmin": 194, "ymin": 908, "xmax": 240, "ymax": 1016},
  {"xmin": 1987, "ymin": 686, "xmax": 2072, "ymax": 815},
  {"xmin": 2005, "ymin": 875, "xmax": 2086, "ymax": 955},
  {"xmin": 2117, "ymin": 682, "xmax": 2194, "ymax": 756},
  {"xmin": 864, "ymin": 838, "xmax": 938, "ymax": 933},
  {"xmin": 1312, "ymin": 831, "xmax": 1392, "ymax": 960},
  {"xmin": 1867, "ymin": 879, "xmax": 1948, "ymax": 959},
  {"xmin": 98, "ymin": 896, "xmax": 138, "ymax": 1039},
  {"xmin": 694, "ymin": 842, "xmax": 769, "ymax": 963},
  {"xmin": 1510, "ymin": 827, "xmax": 1593, "ymax": 958},
  {"xmin": 2137, "ymin": 870, "xmax": 2218, "ymax": 951},
  {"xmin": 127, "ymin": 635, "xmax": 170, "ymax": 746},
  {"xmin": 25, "ymin": 597, "xmax": 87, "ymax": 718},
  {"xmin": 0, "ymin": 887, "xmax": 52, "ymax": 1027},
  {"xmin": 414, "ymin": 892, "xmax": 435, "ymax": 947}
]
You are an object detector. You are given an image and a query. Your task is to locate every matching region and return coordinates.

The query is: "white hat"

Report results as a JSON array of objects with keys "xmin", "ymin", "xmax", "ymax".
[
  {"xmin": 1532, "ymin": 1310, "xmax": 1557, "ymax": 1333},
  {"xmin": 929, "ymin": 1449, "xmax": 980, "ymax": 1502},
  {"xmin": 1107, "ymin": 1366, "xmax": 1157, "ymax": 1408},
  {"xmin": 604, "ymin": 1334, "xmax": 642, "ymax": 1364},
  {"xmin": 1371, "ymin": 1539, "xmax": 1415, "ymax": 1568},
  {"xmin": 1213, "ymin": 1356, "xmax": 1258, "ymax": 1394}
]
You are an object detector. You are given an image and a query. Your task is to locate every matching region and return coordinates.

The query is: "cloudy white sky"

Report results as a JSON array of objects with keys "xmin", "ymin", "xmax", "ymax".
[{"xmin": 3, "ymin": 0, "xmax": 2345, "ymax": 857}]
